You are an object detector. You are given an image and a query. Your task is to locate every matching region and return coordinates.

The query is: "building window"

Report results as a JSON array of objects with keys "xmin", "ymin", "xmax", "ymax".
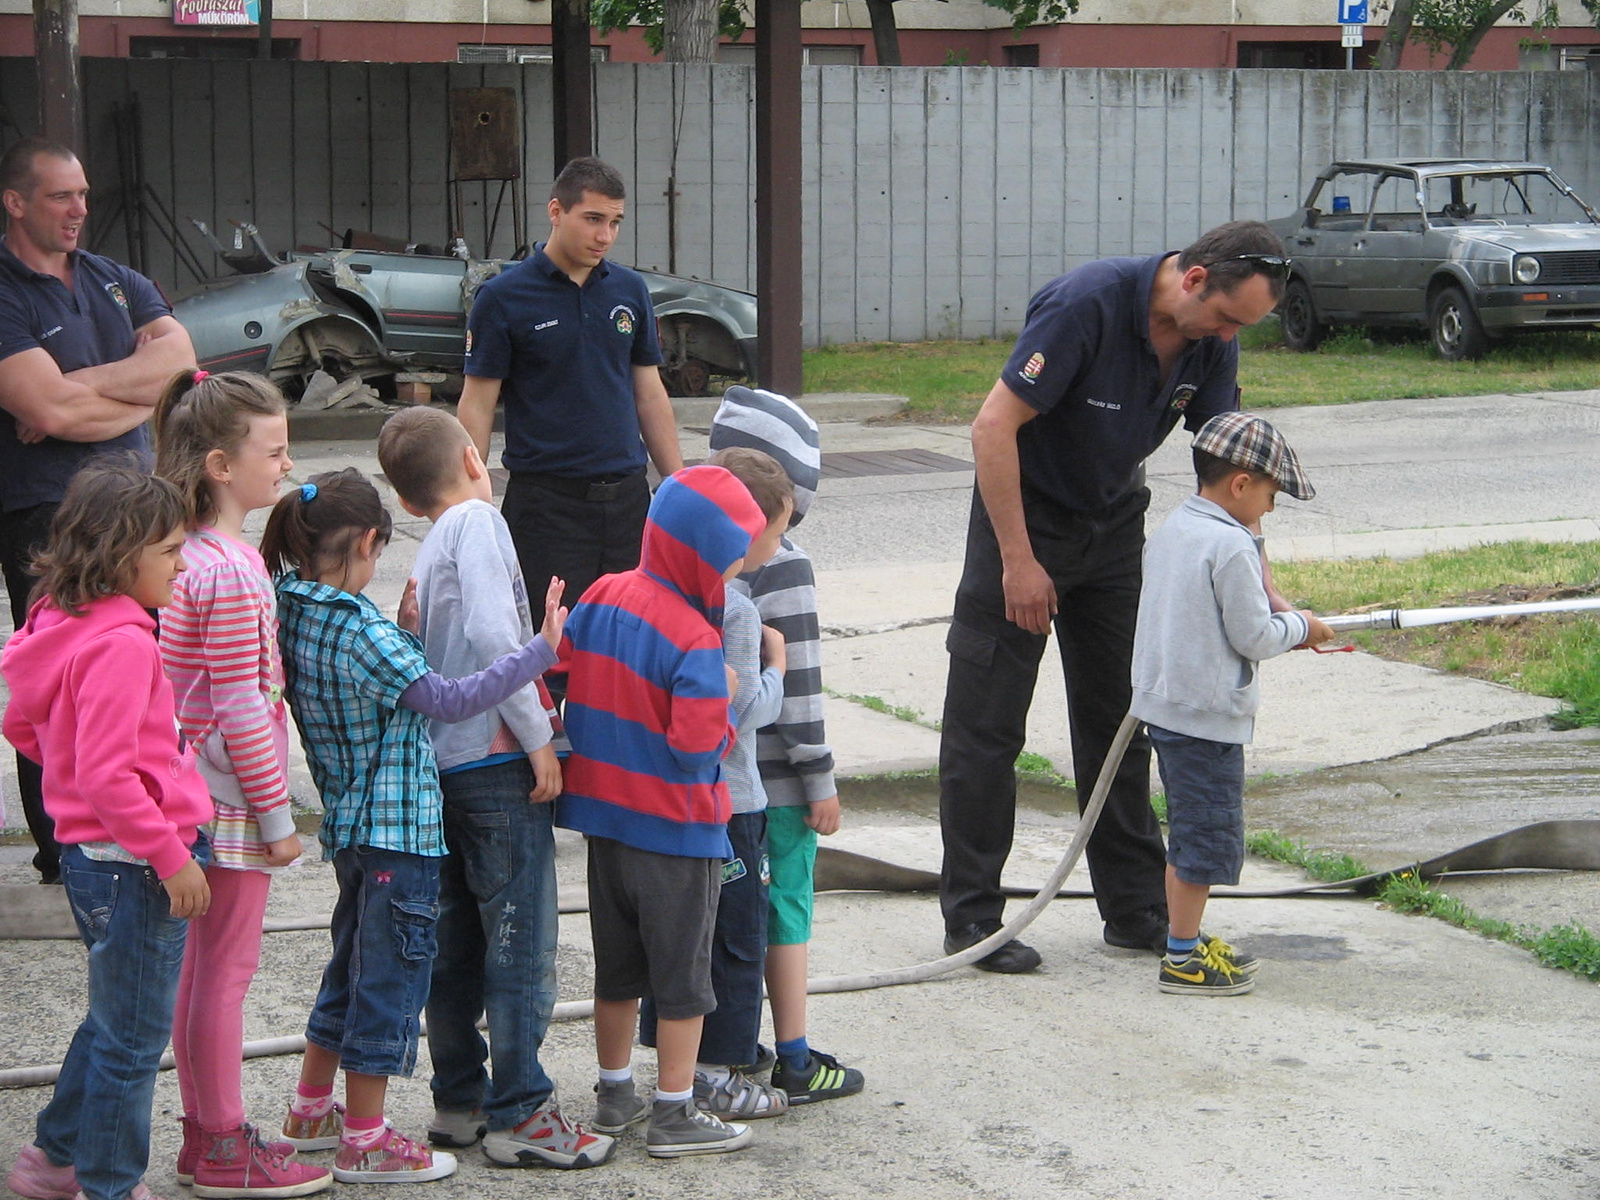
[
  {"xmin": 717, "ymin": 44, "xmax": 862, "ymax": 65},
  {"xmin": 129, "ymin": 36, "xmax": 297, "ymax": 58},
  {"xmin": 1004, "ymin": 43, "xmax": 1040, "ymax": 67},
  {"xmin": 457, "ymin": 44, "xmax": 607, "ymax": 64},
  {"xmin": 1236, "ymin": 41, "xmax": 1366, "ymax": 69}
]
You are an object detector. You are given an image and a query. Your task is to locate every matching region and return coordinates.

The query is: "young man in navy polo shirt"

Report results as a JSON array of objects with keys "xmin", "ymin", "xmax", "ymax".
[
  {"xmin": 937, "ymin": 221, "xmax": 1290, "ymax": 973},
  {"xmin": 0, "ymin": 136, "xmax": 196, "ymax": 885},
  {"xmin": 457, "ymin": 157, "xmax": 682, "ymax": 630}
]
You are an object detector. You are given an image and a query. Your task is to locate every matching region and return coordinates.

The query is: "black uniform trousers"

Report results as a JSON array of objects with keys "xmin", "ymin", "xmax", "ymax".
[
  {"xmin": 938, "ymin": 483, "xmax": 1167, "ymax": 931},
  {"xmin": 0, "ymin": 501, "xmax": 61, "ymax": 883}
]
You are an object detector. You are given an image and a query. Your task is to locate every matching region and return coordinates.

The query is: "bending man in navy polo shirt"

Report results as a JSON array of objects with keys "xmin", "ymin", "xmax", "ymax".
[
  {"xmin": 939, "ymin": 221, "xmax": 1289, "ymax": 972},
  {"xmin": 458, "ymin": 157, "xmax": 683, "ymax": 638},
  {"xmin": 0, "ymin": 136, "xmax": 196, "ymax": 883}
]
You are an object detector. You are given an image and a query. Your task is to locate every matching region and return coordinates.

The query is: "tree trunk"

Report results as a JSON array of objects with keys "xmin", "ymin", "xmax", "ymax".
[
  {"xmin": 866, "ymin": 0, "xmax": 902, "ymax": 66},
  {"xmin": 663, "ymin": 0, "xmax": 719, "ymax": 62},
  {"xmin": 1445, "ymin": 0, "xmax": 1523, "ymax": 68},
  {"xmin": 1372, "ymin": 0, "xmax": 1416, "ymax": 69}
]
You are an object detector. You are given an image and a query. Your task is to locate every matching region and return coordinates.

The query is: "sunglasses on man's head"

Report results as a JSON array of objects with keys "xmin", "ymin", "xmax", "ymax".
[{"xmin": 1197, "ymin": 253, "xmax": 1292, "ymax": 280}]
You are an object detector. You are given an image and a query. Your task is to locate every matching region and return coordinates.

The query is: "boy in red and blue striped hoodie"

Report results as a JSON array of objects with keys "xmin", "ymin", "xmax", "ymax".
[{"xmin": 555, "ymin": 465, "xmax": 766, "ymax": 1160}]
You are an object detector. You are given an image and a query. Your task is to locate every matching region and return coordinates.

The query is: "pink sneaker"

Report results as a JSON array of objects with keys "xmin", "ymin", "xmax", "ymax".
[
  {"xmin": 331, "ymin": 1129, "xmax": 456, "ymax": 1184},
  {"xmin": 178, "ymin": 1118, "xmax": 298, "ymax": 1186},
  {"xmin": 279, "ymin": 1104, "xmax": 343, "ymax": 1153},
  {"xmin": 8, "ymin": 1145, "xmax": 77, "ymax": 1200},
  {"xmin": 191, "ymin": 1126, "xmax": 330, "ymax": 1199}
]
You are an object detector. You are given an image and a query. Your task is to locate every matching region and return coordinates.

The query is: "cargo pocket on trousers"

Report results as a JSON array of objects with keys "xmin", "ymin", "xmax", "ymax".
[
  {"xmin": 946, "ymin": 621, "xmax": 997, "ymax": 669},
  {"xmin": 391, "ymin": 898, "xmax": 440, "ymax": 962}
]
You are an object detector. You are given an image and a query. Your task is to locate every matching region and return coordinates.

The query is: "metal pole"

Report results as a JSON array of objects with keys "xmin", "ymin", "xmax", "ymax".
[
  {"xmin": 34, "ymin": 0, "xmax": 83, "ymax": 154},
  {"xmin": 258, "ymin": 0, "xmax": 273, "ymax": 58},
  {"xmin": 550, "ymin": 0, "xmax": 593, "ymax": 176},
  {"xmin": 754, "ymin": 0, "xmax": 803, "ymax": 397}
]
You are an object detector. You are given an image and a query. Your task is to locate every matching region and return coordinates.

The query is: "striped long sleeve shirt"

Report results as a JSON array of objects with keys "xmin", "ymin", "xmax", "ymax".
[
  {"xmin": 161, "ymin": 527, "xmax": 296, "ymax": 867},
  {"xmin": 732, "ymin": 539, "xmax": 837, "ymax": 808}
]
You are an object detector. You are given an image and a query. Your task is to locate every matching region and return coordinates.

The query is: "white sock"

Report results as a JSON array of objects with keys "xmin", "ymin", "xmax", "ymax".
[
  {"xmin": 655, "ymin": 1086, "xmax": 693, "ymax": 1104},
  {"xmin": 598, "ymin": 1065, "xmax": 633, "ymax": 1084},
  {"xmin": 694, "ymin": 1064, "xmax": 732, "ymax": 1086}
]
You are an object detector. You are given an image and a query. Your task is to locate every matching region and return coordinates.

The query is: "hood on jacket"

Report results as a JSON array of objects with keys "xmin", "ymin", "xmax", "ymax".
[
  {"xmin": 641, "ymin": 465, "xmax": 765, "ymax": 629},
  {"xmin": 3, "ymin": 595, "xmax": 156, "ymax": 728}
]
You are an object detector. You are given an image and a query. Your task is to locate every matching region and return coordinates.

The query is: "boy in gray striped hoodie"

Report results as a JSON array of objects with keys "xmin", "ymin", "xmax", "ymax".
[{"xmin": 709, "ymin": 388, "xmax": 864, "ymax": 1105}]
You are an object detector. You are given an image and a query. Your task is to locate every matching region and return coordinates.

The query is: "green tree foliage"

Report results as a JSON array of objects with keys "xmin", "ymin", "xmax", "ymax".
[{"xmin": 1374, "ymin": 0, "xmax": 1599, "ymax": 69}]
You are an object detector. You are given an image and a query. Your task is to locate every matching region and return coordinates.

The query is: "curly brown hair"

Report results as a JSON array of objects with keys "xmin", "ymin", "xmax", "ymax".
[
  {"xmin": 153, "ymin": 369, "xmax": 287, "ymax": 526},
  {"xmin": 30, "ymin": 461, "xmax": 187, "ymax": 617}
]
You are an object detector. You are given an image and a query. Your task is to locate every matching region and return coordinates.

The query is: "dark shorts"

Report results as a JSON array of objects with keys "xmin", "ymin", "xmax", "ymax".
[
  {"xmin": 586, "ymin": 836, "xmax": 720, "ymax": 1020},
  {"xmin": 1149, "ymin": 725, "xmax": 1245, "ymax": 888}
]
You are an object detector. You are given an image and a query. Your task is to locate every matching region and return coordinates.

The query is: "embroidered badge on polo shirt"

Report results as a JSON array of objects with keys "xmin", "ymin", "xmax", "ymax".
[
  {"xmin": 104, "ymin": 281, "xmax": 128, "ymax": 310},
  {"xmin": 1169, "ymin": 383, "xmax": 1197, "ymax": 411},
  {"xmin": 1020, "ymin": 351, "xmax": 1045, "ymax": 382},
  {"xmin": 610, "ymin": 305, "xmax": 635, "ymax": 335}
]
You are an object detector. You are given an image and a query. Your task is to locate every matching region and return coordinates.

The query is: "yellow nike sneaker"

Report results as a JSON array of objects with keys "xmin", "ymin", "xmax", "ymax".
[
  {"xmin": 1158, "ymin": 942, "xmax": 1255, "ymax": 996},
  {"xmin": 1200, "ymin": 932, "xmax": 1260, "ymax": 978}
]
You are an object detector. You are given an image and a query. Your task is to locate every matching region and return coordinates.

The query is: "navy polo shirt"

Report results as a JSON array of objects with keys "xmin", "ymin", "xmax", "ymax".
[
  {"xmin": 0, "ymin": 243, "xmax": 169, "ymax": 512},
  {"xmin": 464, "ymin": 245, "xmax": 663, "ymax": 479},
  {"xmin": 1001, "ymin": 252, "xmax": 1239, "ymax": 513}
]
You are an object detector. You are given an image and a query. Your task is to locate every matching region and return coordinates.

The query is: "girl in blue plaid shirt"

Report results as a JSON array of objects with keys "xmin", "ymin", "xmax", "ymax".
[{"xmin": 260, "ymin": 469, "xmax": 566, "ymax": 1186}]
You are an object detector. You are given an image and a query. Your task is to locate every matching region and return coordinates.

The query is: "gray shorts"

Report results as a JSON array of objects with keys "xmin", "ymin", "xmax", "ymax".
[
  {"xmin": 1149, "ymin": 725, "xmax": 1246, "ymax": 887},
  {"xmin": 586, "ymin": 836, "xmax": 720, "ymax": 1020}
]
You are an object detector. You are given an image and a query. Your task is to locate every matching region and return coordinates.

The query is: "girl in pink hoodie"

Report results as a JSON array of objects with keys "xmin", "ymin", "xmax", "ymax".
[{"xmin": 2, "ymin": 463, "xmax": 213, "ymax": 1200}]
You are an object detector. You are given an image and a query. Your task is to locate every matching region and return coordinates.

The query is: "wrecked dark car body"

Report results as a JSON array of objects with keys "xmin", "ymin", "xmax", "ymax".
[{"xmin": 173, "ymin": 230, "xmax": 759, "ymax": 398}]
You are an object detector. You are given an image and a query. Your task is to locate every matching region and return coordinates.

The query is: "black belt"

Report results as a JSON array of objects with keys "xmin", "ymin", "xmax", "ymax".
[{"xmin": 516, "ymin": 471, "xmax": 643, "ymax": 502}]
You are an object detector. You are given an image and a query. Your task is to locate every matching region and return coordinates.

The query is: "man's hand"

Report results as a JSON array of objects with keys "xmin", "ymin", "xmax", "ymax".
[
  {"xmin": 1297, "ymin": 611, "xmax": 1337, "ymax": 648},
  {"xmin": 1002, "ymin": 556, "xmax": 1057, "ymax": 635},
  {"xmin": 760, "ymin": 624, "xmax": 786, "ymax": 676},
  {"xmin": 529, "ymin": 743, "xmax": 562, "ymax": 803},
  {"xmin": 540, "ymin": 576, "xmax": 568, "ymax": 646},
  {"xmin": 162, "ymin": 858, "xmax": 211, "ymax": 919},
  {"xmin": 806, "ymin": 794, "xmax": 842, "ymax": 836},
  {"xmin": 263, "ymin": 834, "xmax": 302, "ymax": 868},
  {"xmin": 396, "ymin": 579, "xmax": 420, "ymax": 634},
  {"xmin": 14, "ymin": 422, "xmax": 45, "ymax": 445}
]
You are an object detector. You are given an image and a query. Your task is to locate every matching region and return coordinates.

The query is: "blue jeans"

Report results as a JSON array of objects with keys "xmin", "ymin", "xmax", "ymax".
[
  {"xmin": 425, "ymin": 759, "xmax": 559, "ymax": 1129},
  {"xmin": 39, "ymin": 840, "xmax": 207, "ymax": 1200},
  {"xmin": 306, "ymin": 846, "xmax": 440, "ymax": 1078}
]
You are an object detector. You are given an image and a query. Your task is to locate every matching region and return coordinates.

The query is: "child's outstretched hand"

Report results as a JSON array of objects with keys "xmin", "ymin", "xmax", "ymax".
[
  {"xmin": 163, "ymin": 858, "xmax": 211, "ymax": 919},
  {"xmin": 541, "ymin": 576, "xmax": 568, "ymax": 646},
  {"xmin": 397, "ymin": 578, "xmax": 420, "ymax": 635},
  {"xmin": 1298, "ymin": 611, "xmax": 1337, "ymax": 648},
  {"xmin": 263, "ymin": 834, "xmax": 303, "ymax": 868},
  {"xmin": 528, "ymin": 743, "xmax": 562, "ymax": 804}
]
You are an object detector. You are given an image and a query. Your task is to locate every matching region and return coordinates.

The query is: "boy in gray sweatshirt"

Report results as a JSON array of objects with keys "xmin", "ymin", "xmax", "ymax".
[
  {"xmin": 1130, "ymin": 412, "xmax": 1333, "ymax": 996},
  {"xmin": 377, "ymin": 407, "xmax": 613, "ymax": 1169}
]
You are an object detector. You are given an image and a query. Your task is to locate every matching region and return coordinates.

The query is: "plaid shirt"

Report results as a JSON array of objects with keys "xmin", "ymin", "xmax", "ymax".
[{"xmin": 275, "ymin": 575, "xmax": 442, "ymax": 858}]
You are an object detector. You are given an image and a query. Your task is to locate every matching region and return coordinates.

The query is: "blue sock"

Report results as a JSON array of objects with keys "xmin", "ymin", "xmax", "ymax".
[
  {"xmin": 1166, "ymin": 934, "xmax": 1200, "ymax": 960},
  {"xmin": 776, "ymin": 1036, "xmax": 810, "ymax": 1072}
]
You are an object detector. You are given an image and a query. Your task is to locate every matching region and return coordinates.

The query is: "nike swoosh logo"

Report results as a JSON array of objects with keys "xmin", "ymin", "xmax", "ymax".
[{"xmin": 1167, "ymin": 967, "xmax": 1206, "ymax": 983}]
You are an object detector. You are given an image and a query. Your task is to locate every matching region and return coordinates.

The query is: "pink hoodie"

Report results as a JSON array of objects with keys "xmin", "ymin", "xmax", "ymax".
[{"xmin": 2, "ymin": 594, "xmax": 213, "ymax": 880}]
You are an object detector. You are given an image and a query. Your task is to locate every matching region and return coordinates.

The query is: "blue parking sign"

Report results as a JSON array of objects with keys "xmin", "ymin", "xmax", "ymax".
[{"xmin": 1338, "ymin": 0, "xmax": 1368, "ymax": 22}]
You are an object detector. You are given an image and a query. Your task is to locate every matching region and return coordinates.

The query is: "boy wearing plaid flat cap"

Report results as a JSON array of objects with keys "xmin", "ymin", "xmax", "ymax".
[{"xmin": 1130, "ymin": 413, "xmax": 1333, "ymax": 995}]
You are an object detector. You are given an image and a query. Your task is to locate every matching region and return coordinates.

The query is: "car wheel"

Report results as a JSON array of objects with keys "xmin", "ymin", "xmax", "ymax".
[
  {"xmin": 1278, "ymin": 278, "xmax": 1324, "ymax": 352},
  {"xmin": 1429, "ymin": 285, "xmax": 1488, "ymax": 361},
  {"xmin": 659, "ymin": 358, "xmax": 713, "ymax": 398}
]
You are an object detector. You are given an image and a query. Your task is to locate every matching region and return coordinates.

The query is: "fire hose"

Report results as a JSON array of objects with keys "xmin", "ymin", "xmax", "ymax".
[{"xmin": 3, "ymin": 597, "xmax": 1599, "ymax": 1089}]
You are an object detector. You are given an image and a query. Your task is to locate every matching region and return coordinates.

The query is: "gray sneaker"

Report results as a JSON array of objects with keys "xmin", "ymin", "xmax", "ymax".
[
  {"xmin": 693, "ymin": 1068, "xmax": 789, "ymax": 1120},
  {"xmin": 591, "ymin": 1080, "xmax": 648, "ymax": 1135},
  {"xmin": 645, "ymin": 1099, "xmax": 752, "ymax": 1159},
  {"xmin": 427, "ymin": 1108, "xmax": 486, "ymax": 1148}
]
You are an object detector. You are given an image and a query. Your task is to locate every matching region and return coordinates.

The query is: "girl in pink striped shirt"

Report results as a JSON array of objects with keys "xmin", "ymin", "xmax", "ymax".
[{"xmin": 155, "ymin": 370, "xmax": 331, "ymax": 1200}]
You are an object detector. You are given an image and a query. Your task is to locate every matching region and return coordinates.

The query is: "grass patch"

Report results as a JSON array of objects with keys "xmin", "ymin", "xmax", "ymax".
[
  {"xmin": 832, "ymin": 689, "xmax": 930, "ymax": 727},
  {"xmin": 1250, "ymin": 838, "xmax": 1600, "ymax": 984},
  {"xmin": 1245, "ymin": 829, "xmax": 1370, "ymax": 882},
  {"xmin": 1271, "ymin": 540, "xmax": 1600, "ymax": 726},
  {"xmin": 800, "ymin": 328, "xmax": 1600, "ymax": 424}
]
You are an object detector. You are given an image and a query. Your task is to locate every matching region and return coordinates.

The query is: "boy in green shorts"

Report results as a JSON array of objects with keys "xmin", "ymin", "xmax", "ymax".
[{"xmin": 710, "ymin": 388, "xmax": 863, "ymax": 1103}]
